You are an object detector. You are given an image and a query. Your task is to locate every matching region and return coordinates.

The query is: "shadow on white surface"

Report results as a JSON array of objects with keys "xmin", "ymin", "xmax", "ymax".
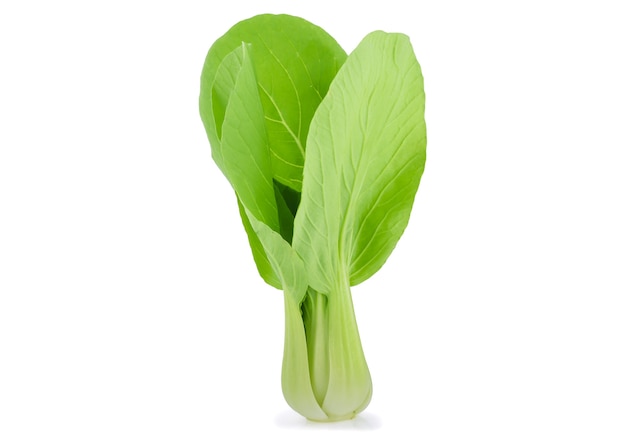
[{"xmin": 274, "ymin": 410, "xmax": 382, "ymax": 430}]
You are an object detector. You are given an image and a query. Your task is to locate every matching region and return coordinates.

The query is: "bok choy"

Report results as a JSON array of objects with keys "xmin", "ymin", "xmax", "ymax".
[{"xmin": 199, "ymin": 14, "xmax": 427, "ymax": 421}]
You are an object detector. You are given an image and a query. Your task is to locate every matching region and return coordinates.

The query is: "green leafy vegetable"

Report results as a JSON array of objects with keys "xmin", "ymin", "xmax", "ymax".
[{"xmin": 199, "ymin": 14, "xmax": 427, "ymax": 421}]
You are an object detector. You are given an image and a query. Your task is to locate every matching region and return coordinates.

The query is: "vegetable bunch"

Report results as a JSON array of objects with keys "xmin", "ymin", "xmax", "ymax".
[{"xmin": 199, "ymin": 14, "xmax": 426, "ymax": 421}]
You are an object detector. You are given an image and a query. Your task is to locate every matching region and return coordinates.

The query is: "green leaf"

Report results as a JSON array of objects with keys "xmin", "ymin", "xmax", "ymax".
[
  {"xmin": 293, "ymin": 31, "xmax": 427, "ymax": 292},
  {"xmin": 200, "ymin": 14, "xmax": 347, "ymax": 192},
  {"xmin": 206, "ymin": 43, "xmax": 281, "ymax": 287},
  {"xmin": 220, "ymin": 44, "xmax": 280, "ymax": 232}
]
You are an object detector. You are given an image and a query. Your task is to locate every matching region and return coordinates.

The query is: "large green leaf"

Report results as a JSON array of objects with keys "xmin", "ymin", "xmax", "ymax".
[
  {"xmin": 220, "ymin": 44, "xmax": 279, "ymax": 232},
  {"xmin": 292, "ymin": 32, "xmax": 427, "ymax": 292},
  {"xmin": 207, "ymin": 44, "xmax": 281, "ymax": 287},
  {"xmin": 200, "ymin": 14, "xmax": 347, "ymax": 192}
]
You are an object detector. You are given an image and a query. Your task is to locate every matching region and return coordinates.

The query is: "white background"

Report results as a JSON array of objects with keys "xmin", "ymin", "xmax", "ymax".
[{"xmin": 1, "ymin": 1, "xmax": 625, "ymax": 446}]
